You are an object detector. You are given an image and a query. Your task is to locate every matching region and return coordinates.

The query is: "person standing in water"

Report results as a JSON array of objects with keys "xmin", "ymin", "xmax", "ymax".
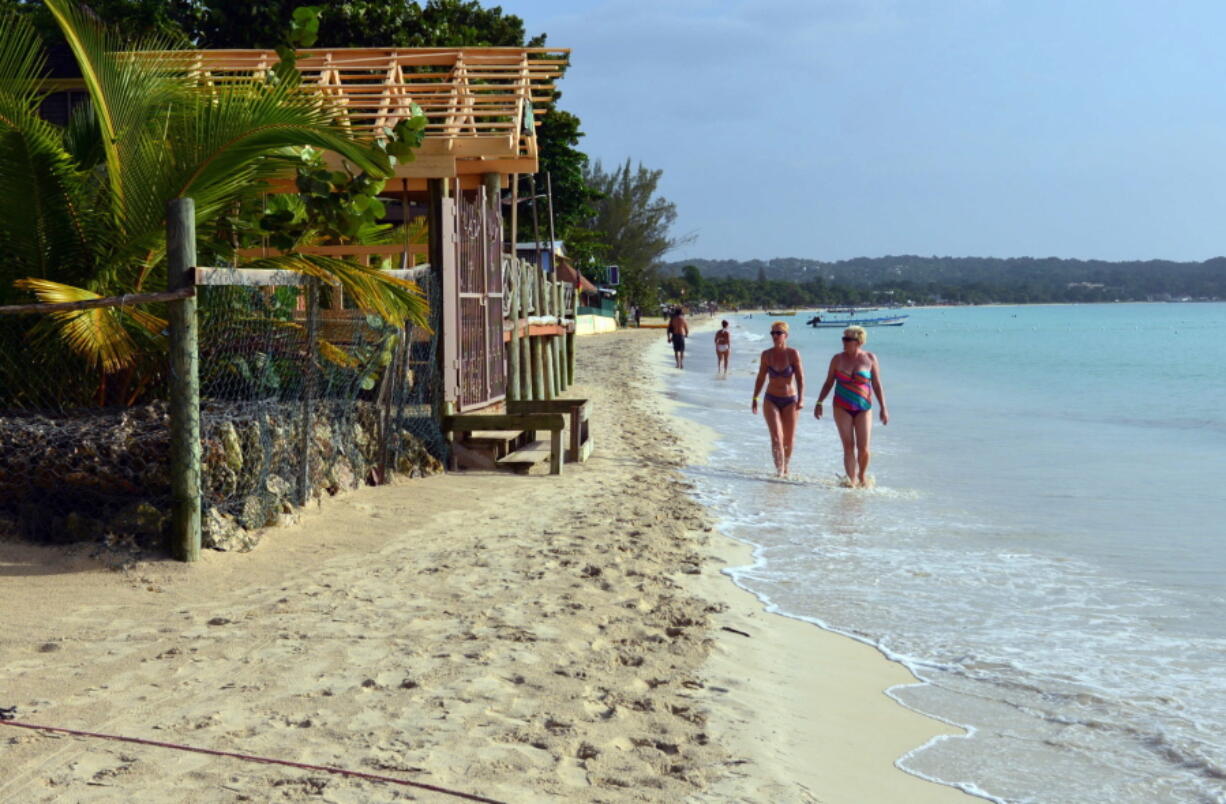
[
  {"xmin": 713, "ymin": 320, "xmax": 731, "ymax": 378},
  {"xmin": 666, "ymin": 307, "xmax": 689, "ymax": 369},
  {"xmin": 814, "ymin": 325, "xmax": 889, "ymax": 487},
  {"xmin": 751, "ymin": 321, "xmax": 804, "ymax": 477}
]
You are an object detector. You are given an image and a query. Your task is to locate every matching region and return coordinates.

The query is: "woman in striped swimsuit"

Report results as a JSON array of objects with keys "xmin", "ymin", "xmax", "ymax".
[{"xmin": 814, "ymin": 326, "xmax": 889, "ymax": 487}]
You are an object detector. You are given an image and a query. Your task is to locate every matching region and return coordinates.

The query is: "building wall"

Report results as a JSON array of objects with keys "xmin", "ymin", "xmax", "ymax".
[{"xmin": 574, "ymin": 314, "xmax": 617, "ymax": 336}]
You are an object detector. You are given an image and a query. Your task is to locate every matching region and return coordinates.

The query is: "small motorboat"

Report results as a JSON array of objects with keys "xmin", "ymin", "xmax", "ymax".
[{"xmin": 807, "ymin": 314, "xmax": 907, "ymax": 328}]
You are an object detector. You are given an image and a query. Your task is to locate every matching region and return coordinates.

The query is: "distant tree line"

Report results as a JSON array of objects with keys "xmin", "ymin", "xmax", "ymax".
[{"xmin": 659, "ymin": 255, "xmax": 1226, "ymax": 307}]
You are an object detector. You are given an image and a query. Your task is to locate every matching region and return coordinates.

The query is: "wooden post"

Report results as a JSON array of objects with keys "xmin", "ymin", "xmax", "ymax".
[
  {"xmin": 507, "ymin": 262, "xmax": 520, "ymax": 401},
  {"xmin": 549, "ymin": 279, "xmax": 560, "ymax": 393},
  {"xmin": 429, "ymin": 178, "xmax": 458, "ymax": 412},
  {"xmin": 299, "ymin": 279, "xmax": 318, "ymax": 505},
  {"xmin": 509, "ymin": 174, "xmax": 519, "ymax": 256},
  {"xmin": 567, "ymin": 281, "xmax": 578, "ymax": 382},
  {"xmin": 545, "ymin": 172, "xmax": 557, "ymax": 257},
  {"xmin": 529, "ymin": 174, "xmax": 543, "ymax": 274},
  {"xmin": 541, "ymin": 267, "xmax": 554, "ymax": 400},
  {"xmin": 483, "ymin": 173, "xmax": 509, "ymax": 401},
  {"xmin": 520, "ymin": 266, "xmax": 532, "ymax": 398},
  {"xmin": 530, "ymin": 329, "xmax": 543, "ymax": 400},
  {"xmin": 167, "ymin": 198, "xmax": 200, "ymax": 562},
  {"xmin": 554, "ymin": 280, "xmax": 566, "ymax": 391}
]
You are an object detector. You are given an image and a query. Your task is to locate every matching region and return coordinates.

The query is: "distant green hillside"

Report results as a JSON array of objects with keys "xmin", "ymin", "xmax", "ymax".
[{"xmin": 660, "ymin": 255, "xmax": 1226, "ymax": 304}]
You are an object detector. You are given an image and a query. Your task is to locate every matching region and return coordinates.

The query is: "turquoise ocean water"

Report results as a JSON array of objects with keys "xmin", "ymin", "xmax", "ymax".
[{"xmin": 662, "ymin": 303, "xmax": 1226, "ymax": 803}]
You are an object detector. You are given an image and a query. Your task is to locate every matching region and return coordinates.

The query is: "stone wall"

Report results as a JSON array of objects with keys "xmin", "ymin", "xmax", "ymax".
[{"xmin": 0, "ymin": 401, "xmax": 443, "ymax": 553}]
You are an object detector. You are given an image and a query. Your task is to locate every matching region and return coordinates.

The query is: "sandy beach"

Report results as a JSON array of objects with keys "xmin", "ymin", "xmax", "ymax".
[{"xmin": 0, "ymin": 328, "xmax": 966, "ymax": 803}]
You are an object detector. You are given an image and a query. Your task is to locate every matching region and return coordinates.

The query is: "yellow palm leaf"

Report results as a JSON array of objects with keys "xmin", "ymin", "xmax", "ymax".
[
  {"xmin": 12, "ymin": 278, "xmax": 165, "ymax": 373},
  {"xmin": 266, "ymin": 319, "xmax": 359, "ymax": 369}
]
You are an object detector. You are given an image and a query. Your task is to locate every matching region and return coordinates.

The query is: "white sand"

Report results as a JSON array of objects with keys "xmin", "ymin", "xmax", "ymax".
[{"xmin": 0, "ymin": 328, "xmax": 967, "ymax": 802}]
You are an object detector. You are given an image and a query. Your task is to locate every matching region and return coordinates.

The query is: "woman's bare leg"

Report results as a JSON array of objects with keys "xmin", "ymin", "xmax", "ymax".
[
  {"xmin": 778, "ymin": 401, "xmax": 799, "ymax": 476},
  {"xmin": 763, "ymin": 402, "xmax": 786, "ymax": 476},
  {"xmin": 833, "ymin": 407, "xmax": 858, "ymax": 486},
  {"xmin": 853, "ymin": 410, "xmax": 873, "ymax": 485}
]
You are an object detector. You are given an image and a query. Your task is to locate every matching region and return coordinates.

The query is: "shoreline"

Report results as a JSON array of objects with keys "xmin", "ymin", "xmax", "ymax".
[
  {"xmin": 1, "ymin": 327, "xmax": 965, "ymax": 802},
  {"xmin": 642, "ymin": 324, "xmax": 970, "ymax": 802}
]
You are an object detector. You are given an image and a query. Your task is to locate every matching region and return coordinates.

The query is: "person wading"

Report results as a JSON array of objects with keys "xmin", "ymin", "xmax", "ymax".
[
  {"xmin": 751, "ymin": 320, "xmax": 804, "ymax": 477},
  {"xmin": 814, "ymin": 325, "xmax": 889, "ymax": 487},
  {"xmin": 714, "ymin": 320, "xmax": 731, "ymax": 378}
]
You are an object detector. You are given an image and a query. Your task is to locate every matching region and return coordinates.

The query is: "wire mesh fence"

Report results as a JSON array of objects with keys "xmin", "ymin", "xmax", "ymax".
[
  {"xmin": 196, "ymin": 275, "xmax": 443, "ymax": 548},
  {"xmin": 0, "ymin": 273, "xmax": 443, "ymax": 552}
]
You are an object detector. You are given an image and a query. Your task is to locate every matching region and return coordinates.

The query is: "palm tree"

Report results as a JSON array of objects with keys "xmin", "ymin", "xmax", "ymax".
[{"xmin": 0, "ymin": 0, "xmax": 428, "ymax": 407}]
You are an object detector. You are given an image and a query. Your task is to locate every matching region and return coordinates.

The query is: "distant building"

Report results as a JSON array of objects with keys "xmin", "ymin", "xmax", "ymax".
[{"xmin": 515, "ymin": 241, "xmax": 564, "ymax": 273}]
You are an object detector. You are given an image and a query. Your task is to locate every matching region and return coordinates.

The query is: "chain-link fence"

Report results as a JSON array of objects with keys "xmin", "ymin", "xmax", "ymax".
[
  {"xmin": 196, "ymin": 273, "xmax": 443, "ymax": 548},
  {"xmin": 0, "ymin": 272, "xmax": 443, "ymax": 552}
]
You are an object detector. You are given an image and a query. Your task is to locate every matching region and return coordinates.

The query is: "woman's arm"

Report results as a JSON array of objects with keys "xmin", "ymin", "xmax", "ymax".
[
  {"xmin": 870, "ymin": 353, "xmax": 888, "ymax": 424},
  {"xmin": 751, "ymin": 352, "xmax": 768, "ymax": 413},
  {"xmin": 791, "ymin": 348, "xmax": 805, "ymax": 409},
  {"xmin": 813, "ymin": 355, "xmax": 837, "ymax": 418}
]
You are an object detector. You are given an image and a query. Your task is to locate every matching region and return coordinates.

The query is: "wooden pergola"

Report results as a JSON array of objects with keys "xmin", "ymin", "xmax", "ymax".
[{"xmin": 131, "ymin": 46, "xmax": 569, "ymax": 189}]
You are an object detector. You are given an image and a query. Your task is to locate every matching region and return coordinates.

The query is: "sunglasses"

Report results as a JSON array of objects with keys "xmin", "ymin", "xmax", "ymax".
[
  {"xmin": 841, "ymin": 336, "xmax": 858, "ymax": 342},
  {"xmin": 770, "ymin": 330, "xmax": 786, "ymax": 336}
]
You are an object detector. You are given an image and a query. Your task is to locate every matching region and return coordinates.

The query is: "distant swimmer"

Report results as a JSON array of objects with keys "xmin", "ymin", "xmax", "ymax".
[
  {"xmin": 666, "ymin": 307, "xmax": 689, "ymax": 369},
  {"xmin": 814, "ymin": 325, "xmax": 889, "ymax": 488},
  {"xmin": 751, "ymin": 320, "xmax": 805, "ymax": 478},
  {"xmin": 714, "ymin": 320, "xmax": 731, "ymax": 378}
]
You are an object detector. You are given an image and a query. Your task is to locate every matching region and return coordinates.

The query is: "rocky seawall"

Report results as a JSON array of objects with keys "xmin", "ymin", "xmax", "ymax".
[{"xmin": 0, "ymin": 401, "xmax": 443, "ymax": 552}]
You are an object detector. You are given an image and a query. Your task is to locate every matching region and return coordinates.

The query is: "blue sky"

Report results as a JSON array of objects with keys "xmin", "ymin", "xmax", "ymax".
[{"xmin": 510, "ymin": 0, "xmax": 1226, "ymax": 262}]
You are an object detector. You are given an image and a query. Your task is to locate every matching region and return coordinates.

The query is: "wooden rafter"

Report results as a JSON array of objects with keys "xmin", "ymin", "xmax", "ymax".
[{"xmin": 117, "ymin": 46, "xmax": 567, "ymax": 176}]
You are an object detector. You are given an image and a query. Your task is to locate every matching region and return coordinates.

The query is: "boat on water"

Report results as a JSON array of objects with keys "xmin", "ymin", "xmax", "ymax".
[
  {"xmin": 765, "ymin": 310, "xmax": 797, "ymax": 316},
  {"xmin": 825, "ymin": 306, "xmax": 878, "ymax": 314},
  {"xmin": 806, "ymin": 313, "xmax": 908, "ymax": 328}
]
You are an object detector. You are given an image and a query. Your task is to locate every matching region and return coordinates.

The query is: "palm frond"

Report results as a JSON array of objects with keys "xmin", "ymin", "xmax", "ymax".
[
  {"xmin": 241, "ymin": 254, "xmax": 430, "ymax": 331},
  {"xmin": 0, "ymin": 12, "xmax": 47, "ymax": 101},
  {"xmin": 43, "ymin": 0, "xmax": 180, "ymax": 208},
  {"xmin": 170, "ymin": 84, "xmax": 393, "ymax": 202},
  {"xmin": 13, "ymin": 277, "xmax": 164, "ymax": 373},
  {"xmin": 0, "ymin": 114, "xmax": 96, "ymax": 293},
  {"xmin": 266, "ymin": 319, "xmax": 359, "ymax": 368}
]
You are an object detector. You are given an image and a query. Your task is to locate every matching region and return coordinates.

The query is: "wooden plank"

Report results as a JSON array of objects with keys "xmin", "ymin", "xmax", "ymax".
[
  {"xmin": 195, "ymin": 267, "xmax": 319, "ymax": 287},
  {"xmin": 501, "ymin": 323, "xmax": 567, "ymax": 341},
  {"xmin": 550, "ymin": 427, "xmax": 564, "ymax": 475},
  {"xmin": 496, "ymin": 440, "xmax": 551, "ymax": 473},
  {"xmin": 444, "ymin": 412, "xmax": 564, "ymax": 432},
  {"xmin": 464, "ymin": 429, "xmax": 524, "ymax": 442},
  {"xmin": 508, "ymin": 398, "xmax": 590, "ymax": 464},
  {"xmin": 507, "ymin": 398, "xmax": 588, "ymax": 416},
  {"xmin": 0, "ymin": 286, "xmax": 194, "ymax": 316}
]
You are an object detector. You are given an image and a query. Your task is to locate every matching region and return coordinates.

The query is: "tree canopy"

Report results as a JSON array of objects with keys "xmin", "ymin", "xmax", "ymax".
[
  {"xmin": 582, "ymin": 159, "xmax": 690, "ymax": 311},
  {"xmin": 659, "ymin": 255, "xmax": 1226, "ymax": 307}
]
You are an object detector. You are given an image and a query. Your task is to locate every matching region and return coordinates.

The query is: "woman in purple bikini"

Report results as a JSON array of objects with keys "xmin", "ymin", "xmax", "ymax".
[
  {"xmin": 814, "ymin": 325, "xmax": 889, "ymax": 487},
  {"xmin": 751, "ymin": 320, "xmax": 805, "ymax": 477}
]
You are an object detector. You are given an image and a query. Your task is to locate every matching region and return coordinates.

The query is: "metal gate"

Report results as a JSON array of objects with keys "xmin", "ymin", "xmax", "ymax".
[{"xmin": 455, "ymin": 187, "xmax": 506, "ymax": 410}]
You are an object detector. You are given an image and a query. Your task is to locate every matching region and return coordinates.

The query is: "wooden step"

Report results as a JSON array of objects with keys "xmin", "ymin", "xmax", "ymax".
[
  {"xmin": 444, "ymin": 412, "xmax": 565, "ymax": 475},
  {"xmin": 506, "ymin": 398, "xmax": 592, "ymax": 463},
  {"xmin": 496, "ymin": 440, "xmax": 555, "ymax": 474},
  {"xmin": 461, "ymin": 430, "xmax": 526, "ymax": 459}
]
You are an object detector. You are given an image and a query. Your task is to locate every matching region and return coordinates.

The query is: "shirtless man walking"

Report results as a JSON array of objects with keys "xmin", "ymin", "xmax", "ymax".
[{"xmin": 666, "ymin": 307, "xmax": 689, "ymax": 369}]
